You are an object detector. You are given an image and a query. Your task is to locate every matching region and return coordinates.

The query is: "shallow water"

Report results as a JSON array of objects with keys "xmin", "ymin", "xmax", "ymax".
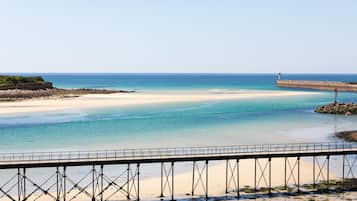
[
  {"xmin": 1, "ymin": 74, "xmax": 357, "ymax": 152},
  {"xmin": 0, "ymin": 74, "xmax": 357, "ymax": 200}
]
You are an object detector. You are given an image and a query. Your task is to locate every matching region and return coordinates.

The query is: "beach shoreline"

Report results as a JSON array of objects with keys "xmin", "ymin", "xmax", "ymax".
[
  {"xmin": 0, "ymin": 90, "xmax": 320, "ymax": 116},
  {"xmin": 0, "ymin": 88, "xmax": 134, "ymax": 101}
]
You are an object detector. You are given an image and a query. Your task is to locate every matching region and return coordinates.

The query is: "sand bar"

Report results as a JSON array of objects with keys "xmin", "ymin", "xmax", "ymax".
[{"xmin": 0, "ymin": 90, "xmax": 319, "ymax": 116}]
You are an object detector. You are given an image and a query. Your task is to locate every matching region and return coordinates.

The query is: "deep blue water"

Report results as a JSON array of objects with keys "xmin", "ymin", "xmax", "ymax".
[
  {"xmin": 0, "ymin": 74, "xmax": 357, "ymax": 152},
  {"xmin": 5, "ymin": 73, "xmax": 357, "ymax": 91}
]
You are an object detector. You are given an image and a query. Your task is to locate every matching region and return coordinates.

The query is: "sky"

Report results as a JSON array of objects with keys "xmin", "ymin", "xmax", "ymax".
[{"xmin": 0, "ymin": 0, "xmax": 357, "ymax": 73}]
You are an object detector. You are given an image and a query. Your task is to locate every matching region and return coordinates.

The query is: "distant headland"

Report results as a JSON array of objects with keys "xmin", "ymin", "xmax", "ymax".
[
  {"xmin": 0, "ymin": 75, "xmax": 134, "ymax": 101},
  {"xmin": 0, "ymin": 75, "xmax": 53, "ymax": 90}
]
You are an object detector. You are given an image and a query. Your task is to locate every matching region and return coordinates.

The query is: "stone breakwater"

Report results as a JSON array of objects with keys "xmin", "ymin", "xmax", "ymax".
[
  {"xmin": 0, "ymin": 88, "xmax": 135, "ymax": 101},
  {"xmin": 315, "ymin": 103, "xmax": 357, "ymax": 115},
  {"xmin": 277, "ymin": 80, "xmax": 357, "ymax": 92}
]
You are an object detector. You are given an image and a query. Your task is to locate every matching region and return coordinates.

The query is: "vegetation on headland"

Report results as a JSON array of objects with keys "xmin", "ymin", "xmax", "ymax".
[
  {"xmin": 315, "ymin": 103, "xmax": 357, "ymax": 115},
  {"xmin": 0, "ymin": 75, "xmax": 53, "ymax": 90},
  {"xmin": 0, "ymin": 75, "xmax": 134, "ymax": 101},
  {"xmin": 335, "ymin": 130, "xmax": 357, "ymax": 142}
]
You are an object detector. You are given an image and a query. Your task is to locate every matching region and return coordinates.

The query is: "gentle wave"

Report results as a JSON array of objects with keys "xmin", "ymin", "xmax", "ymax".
[{"xmin": 0, "ymin": 111, "xmax": 89, "ymax": 127}]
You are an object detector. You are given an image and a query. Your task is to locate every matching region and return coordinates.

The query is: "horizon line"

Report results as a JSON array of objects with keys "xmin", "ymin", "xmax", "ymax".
[{"xmin": 1, "ymin": 72, "xmax": 357, "ymax": 75}]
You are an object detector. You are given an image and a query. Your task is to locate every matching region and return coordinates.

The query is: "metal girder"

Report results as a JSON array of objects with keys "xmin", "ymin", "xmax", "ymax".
[
  {"xmin": 342, "ymin": 155, "xmax": 357, "ymax": 190},
  {"xmin": 160, "ymin": 162, "xmax": 174, "ymax": 200},
  {"xmin": 254, "ymin": 158, "xmax": 272, "ymax": 194},
  {"xmin": 225, "ymin": 159, "xmax": 240, "ymax": 197},
  {"xmin": 191, "ymin": 160, "xmax": 208, "ymax": 199},
  {"xmin": 312, "ymin": 155, "xmax": 330, "ymax": 189},
  {"xmin": 284, "ymin": 157, "xmax": 300, "ymax": 192}
]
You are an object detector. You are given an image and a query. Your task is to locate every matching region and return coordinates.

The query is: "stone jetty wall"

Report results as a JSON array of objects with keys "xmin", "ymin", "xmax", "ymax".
[{"xmin": 276, "ymin": 80, "xmax": 357, "ymax": 92}]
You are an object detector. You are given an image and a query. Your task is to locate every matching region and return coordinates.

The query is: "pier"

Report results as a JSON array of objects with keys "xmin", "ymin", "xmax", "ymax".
[
  {"xmin": 0, "ymin": 142, "xmax": 356, "ymax": 201},
  {"xmin": 276, "ymin": 80, "xmax": 357, "ymax": 92}
]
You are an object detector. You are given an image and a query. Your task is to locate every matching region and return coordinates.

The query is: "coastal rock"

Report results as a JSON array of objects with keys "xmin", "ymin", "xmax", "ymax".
[
  {"xmin": 335, "ymin": 130, "xmax": 357, "ymax": 142},
  {"xmin": 345, "ymin": 111, "xmax": 352, "ymax": 116},
  {"xmin": 315, "ymin": 103, "xmax": 357, "ymax": 115},
  {"xmin": 0, "ymin": 75, "xmax": 135, "ymax": 101}
]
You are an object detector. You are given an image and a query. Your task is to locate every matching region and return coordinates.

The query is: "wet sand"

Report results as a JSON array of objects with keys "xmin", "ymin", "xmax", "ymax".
[{"xmin": 0, "ymin": 90, "xmax": 319, "ymax": 115}]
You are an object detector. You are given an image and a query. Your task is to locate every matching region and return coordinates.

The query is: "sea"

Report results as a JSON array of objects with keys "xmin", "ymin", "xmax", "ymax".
[
  {"xmin": 0, "ymin": 73, "xmax": 357, "ymax": 200},
  {"xmin": 0, "ymin": 73, "xmax": 356, "ymax": 152}
]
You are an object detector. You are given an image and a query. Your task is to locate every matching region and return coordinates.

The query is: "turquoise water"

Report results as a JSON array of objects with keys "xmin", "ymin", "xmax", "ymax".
[{"xmin": 0, "ymin": 74, "xmax": 357, "ymax": 152}]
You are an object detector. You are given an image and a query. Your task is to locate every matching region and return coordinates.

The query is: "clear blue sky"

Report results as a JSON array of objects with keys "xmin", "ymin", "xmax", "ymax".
[{"xmin": 1, "ymin": 0, "xmax": 357, "ymax": 73}]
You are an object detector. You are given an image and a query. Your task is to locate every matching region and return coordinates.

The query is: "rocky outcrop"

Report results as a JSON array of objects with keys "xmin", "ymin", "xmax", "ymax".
[
  {"xmin": 335, "ymin": 130, "xmax": 357, "ymax": 142},
  {"xmin": 315, "ymin": 103, "xmax": 357, "ymax": 115},
  {"xmin": 0, "ymin": 75, "xmax": 135, "ymax": 101},
  {"xmin": 0, "ymin": 82, "xmax": 53, "ymax": 90}
]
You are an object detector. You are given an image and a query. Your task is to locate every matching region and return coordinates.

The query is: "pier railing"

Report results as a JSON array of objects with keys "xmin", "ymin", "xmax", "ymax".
[{"xmin": 0, "ymin": 142, "xmax": 356, "ymax": 164}]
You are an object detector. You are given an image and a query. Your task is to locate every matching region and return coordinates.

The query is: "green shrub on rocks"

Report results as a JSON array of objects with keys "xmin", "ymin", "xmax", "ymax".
[{"xmin": 0, "ymin": 75, "xmax": 52, "ymax": 90}]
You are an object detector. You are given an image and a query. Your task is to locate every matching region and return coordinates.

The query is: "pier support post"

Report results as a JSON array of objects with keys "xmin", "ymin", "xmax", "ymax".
[
  {"xmin": 137, "ymin": 163, "xmax": 140, "ymax": 201},
  {"xmin": 313, "ymin": 156, "xmax": 316, "ymax": 188},
  {"xmin": 268, "ymin": 158, "xmax": 271, "ymax": 195},
  {"xmin": 205, "ymin": 160, "xmax": 208, "ymax": 200},
  {"xmin": 160, "ymin": 163, "xmax": 163, "ymax": 198},
  {"xmin": 56, "ymin": 167, "xmax": 60, "ymax": 201},
  {"xmin": 297, "ymin": 157, "xmax": 300, "ymax": 193},
  {"xmin": 192, "ymin": 161, "xmax": 195, "ymax": 196},
  {"xmin": 225, "ymin": 160, "xmax": 228, "ymax": 194},
  {"xmin": 342, "ymin": 155, "xmax": 345, "ymax": 190},
  {"xmin": 100, "ymin": 165, "xmax": 104, "ymax": 201},
  {"xmin": 23, "ymin": 168, "xmax": 26, "ymax": 201},
  {"xmin": 237, "ymin": 159, "xmax": 240, "ymax": 198},
  {"xmin": 63, "ymin": 166, "xmax": 66, "ymax": 201},
  {"xmin": 92, "ymin": 165, "xmax": 96, "ymax": 201},
  {"xmin": 284, "ymin": 157, "xmax": 287, "ymax": 190},
  {"xmin": 327, "ymin": 155, "xmax": 330, "ymax": 190},
  {"xmin": 17, "ymin": 168, "xmax": 20, "ymax": 201},
  {"xmin": 127, "ymin": 164, "xmax": 130, "ymax": 200},
  {"xmin": 171, "ymin": 162, "xmax": 174, "ymax": 201},
  {"xmin": 254, "ymin": 158, "xmax": 257, "ymax": 193}
]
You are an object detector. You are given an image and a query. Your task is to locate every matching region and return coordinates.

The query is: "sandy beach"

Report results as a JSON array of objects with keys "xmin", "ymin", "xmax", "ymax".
[
  {"xmin": 0, "ymin": 158, "xmax": 335, "ymax": 201},
  {"xmin": 138, "ymin": 158, "xmax": 329, "ymax": 200},
  {"xmin": 0, "ymin": 90, "xmax": 319, "ymax": 115}
]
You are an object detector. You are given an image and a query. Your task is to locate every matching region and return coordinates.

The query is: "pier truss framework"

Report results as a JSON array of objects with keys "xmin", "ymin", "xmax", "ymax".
[{"xmin": 0, "ymin": 142, "xmax": 356, "ymax": 201}]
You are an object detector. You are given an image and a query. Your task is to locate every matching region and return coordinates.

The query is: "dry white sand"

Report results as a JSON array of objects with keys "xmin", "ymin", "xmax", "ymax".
[{"xmin": 0, "ymin": 90, "xmax": 319, "ymax": 115}]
